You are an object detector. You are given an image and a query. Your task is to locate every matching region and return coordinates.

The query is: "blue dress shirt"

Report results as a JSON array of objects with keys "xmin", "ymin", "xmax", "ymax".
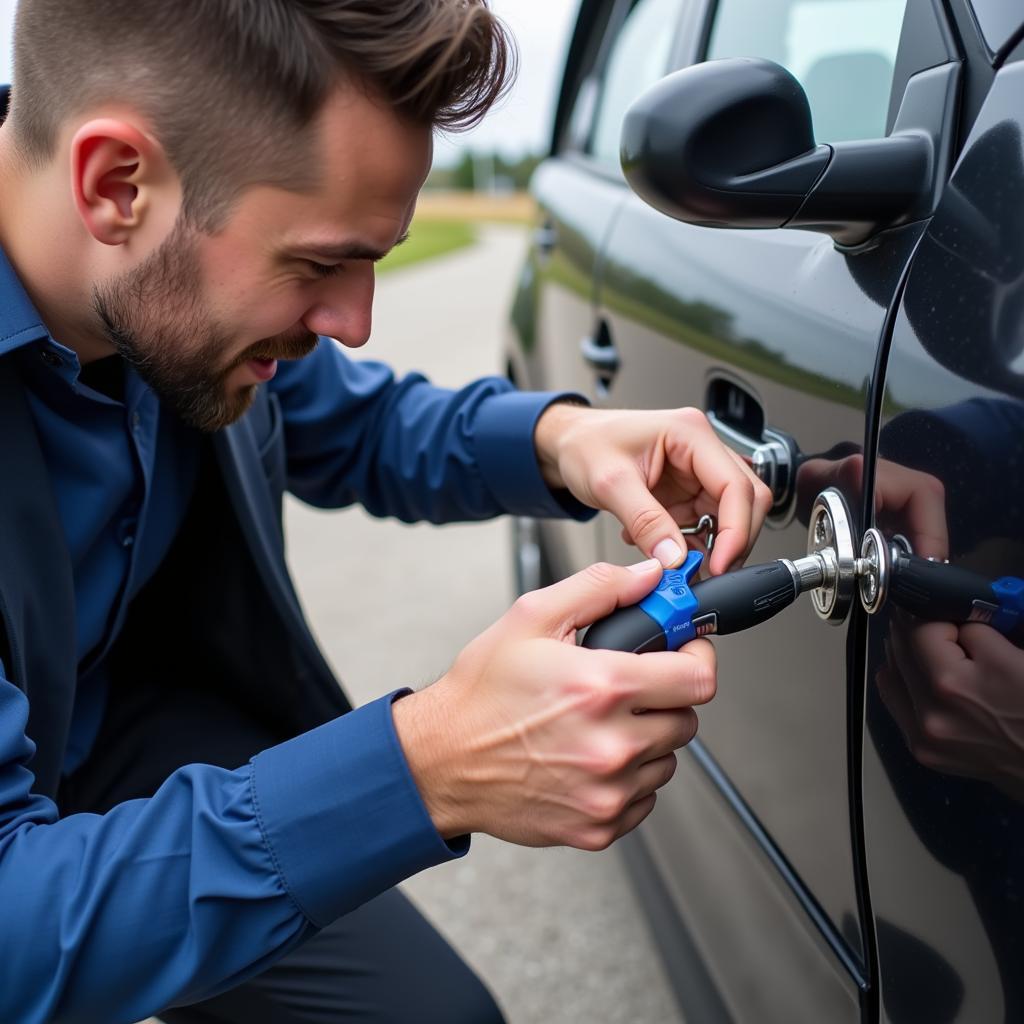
[{"xmin": 0, "ymin": 241, "xmax": 590, "ymax": 1021}]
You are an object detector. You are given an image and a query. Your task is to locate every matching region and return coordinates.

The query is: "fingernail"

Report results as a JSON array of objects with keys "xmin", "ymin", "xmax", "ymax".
[
  {"xmin": 652, "ymin": 539, "xmax": 683, "ymax": 568},
  {"xmin": 627, "ymin": 557, "xmax": 662, "ymax": 574}
]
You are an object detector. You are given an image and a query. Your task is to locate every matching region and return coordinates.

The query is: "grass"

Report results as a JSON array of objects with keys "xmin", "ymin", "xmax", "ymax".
[
  {"xmin": 377, "ymin": 218, "xmax": 477, "ymax": 274},
  {"xmin": 375, "ymin": 191, "xmax": 536, "ymax": 274}
]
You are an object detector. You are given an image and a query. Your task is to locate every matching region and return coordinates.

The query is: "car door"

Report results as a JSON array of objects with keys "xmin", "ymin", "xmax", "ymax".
[
  {"xmin": 507, "ymin": 0, "xmax": 690, "ymax": 584},
  {"xmin": 590, "ymin": 1, "xmax": 960, "ymax": 1020},
  {"xmin": 862, "ymin": 16, "xmax": 1024, "ymax": 1023}
]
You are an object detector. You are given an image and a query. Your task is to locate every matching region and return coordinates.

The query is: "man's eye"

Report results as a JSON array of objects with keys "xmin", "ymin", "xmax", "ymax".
[{"xmin": 306, "ymin": 260, "xmax": 343, "ymax": 278}]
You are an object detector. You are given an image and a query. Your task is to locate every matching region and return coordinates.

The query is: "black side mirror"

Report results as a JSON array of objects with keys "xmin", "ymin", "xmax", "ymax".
[{"xmin": 621, "ymin": 57, "xmax": 957, "ymax": 247}]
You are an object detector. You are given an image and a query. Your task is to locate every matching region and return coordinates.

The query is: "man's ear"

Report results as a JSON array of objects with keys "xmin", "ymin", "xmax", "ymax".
[{"xmin": 70, "ymin": 118, "xmax": 177, "ymax": 246}]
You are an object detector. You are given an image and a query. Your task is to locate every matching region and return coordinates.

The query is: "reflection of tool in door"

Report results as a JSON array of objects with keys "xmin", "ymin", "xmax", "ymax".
[{"xmin": 857, "ymin": 528, "xmax": 1024, "ymax": 635}]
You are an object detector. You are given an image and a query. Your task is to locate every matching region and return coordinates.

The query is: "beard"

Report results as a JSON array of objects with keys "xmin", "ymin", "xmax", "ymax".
[{"xmin": 91, "ymin": 220, "xmax": 318, "ymax": 432}]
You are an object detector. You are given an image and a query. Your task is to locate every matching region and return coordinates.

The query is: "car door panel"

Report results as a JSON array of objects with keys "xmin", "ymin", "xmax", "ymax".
[
  {"xmin": 595, "ymin": 189, "xmax": 922, "ymax": 980},
  {"xmin": 642, "ymin": 751, "xmax": 864, "ymax": 1023},
  {"xmin": 865, "ymin": 57, "xmax": 1024, "ymax": 1024},
  {"xmin": 589, "ymin": 0, "xmax": 961, "ymax": 1010}
]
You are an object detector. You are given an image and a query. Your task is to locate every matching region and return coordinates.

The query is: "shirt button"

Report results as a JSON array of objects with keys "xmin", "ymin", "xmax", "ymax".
[
  {"xmin": 131, "ymin": 411, "xmax": 141, "ymax": 431},
  {"xmin": 116, "ymin": 517, "xmax": 138, "ymax": 548},
  {"xmin": 39, "ymin": 349, "xmax": 63, "ymax": 369}
]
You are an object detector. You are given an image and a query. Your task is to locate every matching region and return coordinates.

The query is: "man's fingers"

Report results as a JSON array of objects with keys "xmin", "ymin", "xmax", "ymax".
[
  {"xmin": 584, "ymin": 641, "xmax": 718, "ymax": 710},
  {"xmin": 681, "ymin": 419, "xmax": 770, "ymax": 574},
  {"xmin": 631, "ymin": 752, "xmax": 679, "ymax": 798},
  {"xmin": 611, "ymin": 793, "xmax": 659, "ymax": 843},
  {"xmin": 512, "ymin": 558, "xmax": 664, "ymax": 636},
  {"xmin": 582, "ymin": 793, "xmax": 659, "ymax": 849},
  {"xmin": 724, "ymin": 448, "xmax": 772, "ymax": 557},
  {"xmin": 594, "ymin": 467, "xmax": 689, "ymax": 568},
  {"xmin": 706, "ymin": 479, "xmax": 756, "ymax": 575},
  {"xmin": 624, "ymin": 710, "xmax": 699, "ymax": 761}
]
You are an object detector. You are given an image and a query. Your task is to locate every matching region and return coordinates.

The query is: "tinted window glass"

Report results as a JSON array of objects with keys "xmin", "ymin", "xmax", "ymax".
[
  {"xmin": 590, "ymin": 0, "xmax": 686, "ymax": 167},
  {"xmin": 566, "ymin": 76, "xmax": 600, "ymax": 152},
  {"xmin": 707, "ymin": 0, "xmax": 907, "ymax": 143}
]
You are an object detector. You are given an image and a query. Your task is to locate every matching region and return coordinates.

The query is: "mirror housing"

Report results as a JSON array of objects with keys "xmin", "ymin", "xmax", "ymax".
[{"xmin": 621, "ymin": 57, "xmax": 953, "ymax": 247}]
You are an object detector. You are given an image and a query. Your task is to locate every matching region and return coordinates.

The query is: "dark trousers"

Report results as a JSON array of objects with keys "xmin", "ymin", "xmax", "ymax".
[{"xmin": 57, "ymin": 677, "xmax": 504, "ymax": 1024}]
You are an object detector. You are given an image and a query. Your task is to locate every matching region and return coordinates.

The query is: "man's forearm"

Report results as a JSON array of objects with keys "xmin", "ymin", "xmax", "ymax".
[
  {"xmin": 0, "ymin": 683, "xmax": 456, "ymax": 1021},
  {"xmin": 272, "ymin": 340, "xmax": 592, "ymax": 523}
]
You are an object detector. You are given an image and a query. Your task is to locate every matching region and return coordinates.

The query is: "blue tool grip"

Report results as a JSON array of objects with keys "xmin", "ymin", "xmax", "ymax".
[
  {"xmin": 637, "ymin": 550, "xmax": 705, "ymax": 649},
  {"xmin": 581, "ymin": 551, "xmax": 703, "ymax": 653}
]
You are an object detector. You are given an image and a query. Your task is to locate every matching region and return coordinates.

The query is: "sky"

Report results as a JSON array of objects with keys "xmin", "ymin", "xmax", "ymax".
[{"xmin": 0, "ymin": 0, "xmax": 580, "ymax": 164}]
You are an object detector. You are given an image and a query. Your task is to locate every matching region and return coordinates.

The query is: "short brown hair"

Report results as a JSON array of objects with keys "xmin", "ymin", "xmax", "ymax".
[{"xmin": 9, "ymin": 0, "xmax": 515, "ymax": 227}]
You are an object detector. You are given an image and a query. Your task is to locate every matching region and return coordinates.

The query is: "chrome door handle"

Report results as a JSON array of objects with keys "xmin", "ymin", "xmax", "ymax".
[
  {"xmin": 580, "ymin": 320, "xmax": 620, "ymax": 399},
  {"xmin": 534, "ymin": 220, "xmax": 558, "ymax": 256},
  {"xmin": 580, "ymin": 335, "xmax": 620, "ymax": 374},
  {"xmin": 706, "ymin": 409, "xmax": 797, "ymax": 515}
]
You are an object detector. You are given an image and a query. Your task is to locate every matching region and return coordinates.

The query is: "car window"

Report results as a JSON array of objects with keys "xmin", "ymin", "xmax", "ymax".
[
  {"xmin": 706, "ymin": 0, "xmax": 908, "ymax": 143},
  {"xmin": 590, "ymin": 0, "xmax": 687, "ymax": 168}
]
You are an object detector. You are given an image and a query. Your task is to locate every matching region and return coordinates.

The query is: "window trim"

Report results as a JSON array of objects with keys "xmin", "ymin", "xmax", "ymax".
[
  {"xmin": 587, "ymin": 0, "xmax": 694, "ymax": 167},
  {"xmin": 558, "ymin": 0, "xmax": 693, "ymax": 180},
  {"xmin": 549, "ymin": 0, "xmax": 632, "ymax": 158}
]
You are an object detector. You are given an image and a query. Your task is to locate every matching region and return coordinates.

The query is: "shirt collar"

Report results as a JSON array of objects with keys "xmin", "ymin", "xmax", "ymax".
[
  {"xmin": 0, "ymin": 86, "xmax": 46, "ymax": 357},
  {"xmin": 0, "ymin": 243, "xmax": 50, "ymax": 358}
]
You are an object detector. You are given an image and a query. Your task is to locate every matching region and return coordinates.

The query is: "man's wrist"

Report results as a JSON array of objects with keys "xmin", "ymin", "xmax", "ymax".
[
  {"xmin": 534, "ymin": 400, "xmax": 588, "ymax": 490},
  {"xmin": 391, "ymin": 686, "xmax": 466, "ymax": 840}
]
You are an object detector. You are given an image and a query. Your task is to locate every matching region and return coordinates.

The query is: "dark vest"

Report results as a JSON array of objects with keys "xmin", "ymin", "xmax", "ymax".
[{"xmin": 0, "ymin": 353, "xmax": 350, "ymax": 799}]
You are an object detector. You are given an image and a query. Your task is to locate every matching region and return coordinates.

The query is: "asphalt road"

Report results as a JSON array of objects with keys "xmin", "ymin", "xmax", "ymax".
[{"xmin": 280, "ymin": 224, "xmax": 685, "ymax": 1023}]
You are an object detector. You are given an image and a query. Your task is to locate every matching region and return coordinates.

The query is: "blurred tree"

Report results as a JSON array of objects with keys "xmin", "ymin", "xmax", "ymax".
[
  {"xmin": 425, "ymin": 151, "xmax": 543, "ymax": 192},
  {"xmin": 451, "ymin": 151, "xmax": 477, "ymax": 190}
]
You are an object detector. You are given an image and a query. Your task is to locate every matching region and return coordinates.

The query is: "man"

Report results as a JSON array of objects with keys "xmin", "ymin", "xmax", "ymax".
[{"xmin": 0, "ymin": 1, "xmax": 771, "ymax": 1021}]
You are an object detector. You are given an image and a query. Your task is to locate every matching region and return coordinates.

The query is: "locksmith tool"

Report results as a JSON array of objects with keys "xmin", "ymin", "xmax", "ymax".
[
  {"xmin": 581, "ymin": 545, "xmax": 831, "ymax": 654},
  {"xmin": 582, "ymin": 500, "xmax": 1024, "ymax": 654}
]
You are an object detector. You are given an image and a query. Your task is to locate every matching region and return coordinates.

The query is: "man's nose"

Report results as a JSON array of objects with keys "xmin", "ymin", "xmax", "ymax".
[{"xmin": 302, "ymin": 273, "xmax": 374, "ymax": 348}]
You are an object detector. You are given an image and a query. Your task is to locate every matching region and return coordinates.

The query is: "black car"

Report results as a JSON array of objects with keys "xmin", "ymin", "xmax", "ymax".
[{"xmin": 506, "ymin": 1, "xmax": 1024, "ymax": 1021}]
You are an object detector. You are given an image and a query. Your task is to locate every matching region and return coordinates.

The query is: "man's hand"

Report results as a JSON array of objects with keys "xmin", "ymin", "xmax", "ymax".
[
  {"xmin": 534, "ymin": 404, "xmax": 771, "ymax": 573},
  {"xmin": 878, "ymin": 612, "xmax": 1024, "ymax": 802},
  {"xmin": 392, "ymin": 559, "xmax": 716, "ymax": 849}
]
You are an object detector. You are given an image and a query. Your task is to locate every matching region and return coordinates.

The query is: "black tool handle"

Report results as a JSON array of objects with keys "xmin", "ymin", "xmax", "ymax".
[
  {"xmin": 690, "ymin": 561, "xmax": 797, "ymax": 636},
  {"xmin": 580, "ymin": 604, "xmax": 667, "ymax": 654},
  {"xmin": 890, "ymin": 551, "xmax": 997, "ymax": 622},
  {"xmin": 580, "ymin": 560, "xmax": 799, "ymax": 653}
]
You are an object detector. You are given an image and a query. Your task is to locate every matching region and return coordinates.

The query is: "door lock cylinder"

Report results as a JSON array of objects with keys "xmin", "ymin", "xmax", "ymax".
[{"xmin": 807, "ymin": 489, "xmax": 858, "ymax": 624}]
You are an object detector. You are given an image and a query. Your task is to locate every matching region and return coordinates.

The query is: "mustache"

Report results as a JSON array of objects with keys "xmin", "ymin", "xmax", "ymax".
[{"xmin": 236, "ymin": 330, "xmax": 320, "ymax": 367}]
